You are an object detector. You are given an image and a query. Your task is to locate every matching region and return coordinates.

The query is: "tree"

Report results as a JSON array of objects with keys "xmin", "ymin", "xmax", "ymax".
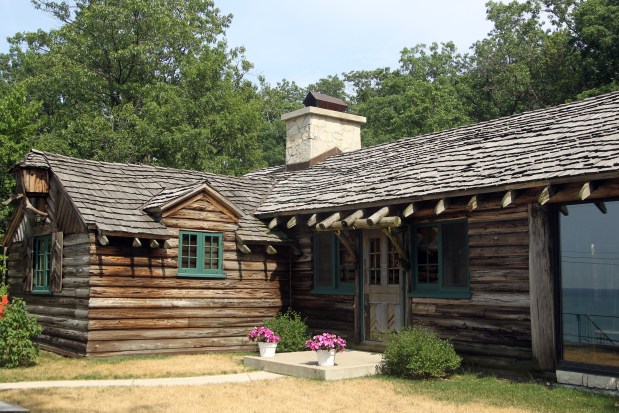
[{"xmin": 0, "ymin": 0, "xmax": 266, "ymax": 175}]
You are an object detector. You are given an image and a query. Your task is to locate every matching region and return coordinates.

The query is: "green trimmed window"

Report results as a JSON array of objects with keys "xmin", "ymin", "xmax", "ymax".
[
  {"xmin": 312, "ymin": 232, "xmax": 357, "ymax": 294},
  {"xmin": 33, "ymin": 235, "xmax": 52, "ymax": 294},
  {"xmin": 178, "ymin": 231, "xmax": 224, "ymax": 278},
  {"xmin": 412, "ymin": 220, "xmax": 470, "ymax": 298}
]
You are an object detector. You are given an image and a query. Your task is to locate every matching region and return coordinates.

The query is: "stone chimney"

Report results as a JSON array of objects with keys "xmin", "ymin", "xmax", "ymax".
[{"xmin": 282, "ymin": 92, "xmax": 366, "ymax": 171}]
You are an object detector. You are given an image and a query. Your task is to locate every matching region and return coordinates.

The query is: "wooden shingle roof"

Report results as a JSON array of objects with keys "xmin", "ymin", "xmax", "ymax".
[
  {"xmin": 18, "ymin": 151, "xmax": 288, "ymax": 243},
  {"xmin": 256, "ymin": 91, "xmax": 619, "ymax": 217}
]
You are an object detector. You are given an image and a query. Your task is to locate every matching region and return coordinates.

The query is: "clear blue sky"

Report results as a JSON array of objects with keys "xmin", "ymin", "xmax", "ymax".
[{"xmin": 0, "ymin": 0, "xmax": 495, "ymax": 87}]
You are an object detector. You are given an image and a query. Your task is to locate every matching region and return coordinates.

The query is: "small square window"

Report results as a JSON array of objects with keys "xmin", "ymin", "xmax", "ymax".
[{"xmin": 178, "ymin": 231, "xmax": 224, "ymax": 278}]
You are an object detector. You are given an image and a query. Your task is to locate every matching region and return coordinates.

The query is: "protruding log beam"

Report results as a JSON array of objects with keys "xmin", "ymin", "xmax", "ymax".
[
  {"xmin": 559, "ymin": 205, "xmax": 569, "ymax": 216},
  {"xmin": 149, "ymin": 239, "xmax": 160, "ymax": 249},
  {"xmin": 286, "ymin": 216, "xmax": 297, "ymax": 229},
  {"xmin": 368, "ymin": 207, "xmax": 390, "ymax": 225},
  {"xmin": 163, "ymin": 240, "xmax": 173, "ymax": 249},
  {"xmin": 538, "ymin": 185, "xmax": 556, "ymax": 205},
  {"xmin": 132, "ymin": 238, "xmax": 142, "ymax": 248},
  {"xmin": 467, "ymin": 195, "xmax": 478, "ymax": 211},
  {"xmin": 578, "ymin": 181, "xmax": 596, "ymax": 200},
  {"xmin": 334, "ymin": 232, "xmax": 358, "ymax": 265},
  {"xmin": 501, "ymin": 190, "xmax": 516, "ymax": 208},
  {"xmin": 383, "ymin": 228, "xmax": 411, "ymax": 271},
  {"xmin": 24, "ymin": 197, "xmax": 48, "ymax": 217},
  {"xmin": 595, "ymin": 201, "xmax": 607, "ymax": 214},
  {"xmin": 2, "ymin": 193, "xmax": 23, "ymax": 206},
  {"xmin": 307, "ymin": 214, "xmax": 318, "ymax": 227},
  {"xmin": 329, "ymin": 221, "xmax": 344, "ymax": 231},
  {"xmin": 267, "ymin": 217, "xmax": 280, "ymax": 230},
  {"xmin": 266, "ymin": 245, "xmax": 278, "ymax": 255},
  {"xmin": 96, "ymin": 230, "xmax": 109, "ymax": 246},
  {"xmin": 342, "ymin": 210, "xmax": 364, "ymax": 227},
  {"xmin": 236, "ymin": 240, "xmax": 251, "ymax": 254},
  {"xmin": 434, "ymin": 198, "xmax": 448, "ymax": 215},
  {"xmin": 353, "ymin": 216, "xmax": 401, "ymax": 229},
  {"xmin": 403, "ymin": 202, "xmax": 416, "ymax": 218},
  {"xmin": 317, "ymin": 212, "xmax": 341, "ymax": 230}
]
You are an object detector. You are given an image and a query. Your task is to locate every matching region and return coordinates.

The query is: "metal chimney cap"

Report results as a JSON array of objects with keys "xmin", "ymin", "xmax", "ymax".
[{"xmin": 303, "ymin": 91, "xmax": 347, "ymax": 112}]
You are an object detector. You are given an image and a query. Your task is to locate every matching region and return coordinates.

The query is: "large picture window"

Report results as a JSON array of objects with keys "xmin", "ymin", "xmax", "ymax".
[
  {"xmin": 559, "ymin": 201, "xmax": 619, "ymax": 369},
  {"xmin": 178, "ymin": 231, "xmax": 224, "ymax": 278},
  {"xmin": 32, "ymin": 235, "xmax": 52, "ymax": 294},
  {"xmin": 313, "ymin": 232, "xmax": 357, "ymax": 294},
  {"xmin": 412, "ymin": 220, "xmax": 469, "ymax": 298}
]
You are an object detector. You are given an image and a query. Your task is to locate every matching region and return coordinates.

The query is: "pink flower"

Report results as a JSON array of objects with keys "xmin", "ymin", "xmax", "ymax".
[
  {"xmin": 305, "ymin": 332, "xmax": 346, "ymax": 352},
  {"xmin": 247, "ymin": 326, "xmax": 281, "ymax": 343}
]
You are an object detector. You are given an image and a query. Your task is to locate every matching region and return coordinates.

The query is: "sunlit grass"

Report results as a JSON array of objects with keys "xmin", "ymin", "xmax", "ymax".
[{"xmin": 0, "ymin": 351, "xmax": 252, "ymax": 382}]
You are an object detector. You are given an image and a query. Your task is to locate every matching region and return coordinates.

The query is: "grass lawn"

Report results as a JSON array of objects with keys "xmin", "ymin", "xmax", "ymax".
[
  {"xmin": 0, "ymin": 351, "xmax": 251, "ymax": 382},
  {"xmin": 1, "ymin": 375, "xmax": 618, "ymax": 413},
  {"xmin": 1, "ymin": 352, "xmax": 617, "ymax": 412}
]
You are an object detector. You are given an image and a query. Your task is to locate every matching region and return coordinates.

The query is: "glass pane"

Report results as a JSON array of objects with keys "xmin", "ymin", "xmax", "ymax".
[
  {"xmin": 181, "ymin": 233, "xmax": 198, "ymax": 269},
  {"xmin": 314, "ymin": 233, "xmax": 335, "ymax": 288},
  {"xmin": 387, "ymin": 239, "xmax": 399, "ymax": 285},
  {"xmin": 442, "ymin": 222, "xmax": 467, "ymax": 288},
  {"xmin": 339, "ymin": 232, "xmax": 356, "ymax": 283},
  {"xmin": 416, "ymin": 225, "xmax": 438, "ymax": 285},
  {"xmin": 560, "ymin": 202, "xmax": 619, "ymax": 368},
  {"xmin": 369, "ymin": 237, "xmax": 381, "ymax": 285}
]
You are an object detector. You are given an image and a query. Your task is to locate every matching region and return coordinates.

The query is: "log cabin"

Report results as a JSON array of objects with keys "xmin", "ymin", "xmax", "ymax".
[{"xmin": 3, "ymin": 90, "xmax": 619, "ymax": 390}]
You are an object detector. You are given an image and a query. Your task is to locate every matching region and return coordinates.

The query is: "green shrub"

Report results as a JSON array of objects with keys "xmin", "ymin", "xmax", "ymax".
[
  {"xmin": 263, "ymin": 308, "xmax": 311, "ymax": 352},
  {"xmin": 0, "ymin": 298, "xmax": 43, "ymax": 368},
  {"xmin": 381, "ymin": 326, "xmax": 461, "ymax": 379}
]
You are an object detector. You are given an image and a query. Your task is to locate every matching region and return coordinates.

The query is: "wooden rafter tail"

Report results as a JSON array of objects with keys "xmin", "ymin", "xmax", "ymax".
[
  {"xmin": 266, "ymin": 245, "xmax": 277, "ymax": 255},
  {"xmin": 24, "ymin": 197, "xmax": 48, "ymax": 217},
  {"xmin": 163, "ymin": 240, "xmax": 173, "ymax": 249},
  {"xmin": 352, "ymin": 216, "xmax": 401, "ymax": 229},
  {"xmin": 467, "ymin": 195, "xmax": 478, "ymax": 211},
  {"xmin": 383, "ymin": 227, "xmax": 411, "ymax": 271},
  {"xmin": 341, "ymin": 209, "xmax": 364, "ymax": 227},
  {"xmin": 267, "ymin": 217, "xmax": 279, "ymax": 230},
  {"xmin": 317, "ymin": 212, "xmax": 341, "ymax": 230},
  {"xmin": 501, "ymin": 190, "xmax": 516, "ymax": 208},
  {"xmin": 434, "ymin": 198, "xmax": 448, "ymax": 215},
  {"xmin": 2, "ymin": 193, "xmax": 24, "ymax": 206},
  {"xmin": 235, "ymin": 235, "xmax": 251, "ymax": 254},
  {"xmin": 132, "ymin": 238, "xmax": 142, "ymax": 248},
  {"xmin": 96, "ymin": 230, "xmax": 109, "ymax": 246},
  {"xmin": 578, "ymin": 181, "xmax": 596, "ymax": 201},
  {"xmin": 149, "ymin": 239, "xmax": 160, "ymax": 249},
  {"xmin": 402, "ymin": 202, "xmax": 416, "ymax": 218},
  {"xmin": 286, "ymin": 216, "xmax": 297, "ymax": 229},
  {"xmin": 595, "ymin": 201, "xmax": 607, "ymax": 214},
  {"xmin": 307, "ymin": 214, "xmax": 318, "ymax": 227},
  {"xmin": 367, "ymin": 206, "xmax": 389, "ymax": 225},
  {"xmin": 538, "ymin": 185, "xmax": 556, "ymax": 205}
]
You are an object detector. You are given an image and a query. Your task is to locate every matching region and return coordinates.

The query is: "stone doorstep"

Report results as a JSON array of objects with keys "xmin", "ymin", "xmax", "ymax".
[
  {"xmin": 0, "ymin": 401, "xmax": 29, "ymax": 413},
  {"xmin": 244, "ymin": 350, "xmax": 382, "ymax": 381}
]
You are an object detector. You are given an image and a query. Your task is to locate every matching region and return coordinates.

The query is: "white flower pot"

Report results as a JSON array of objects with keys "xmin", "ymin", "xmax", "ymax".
[
  {"xmin": 258, "ymin": 342, "xmax": 277, "ymax": 357},
  {"xmin": 316, "ymin": 349, "xmax": 336, "ymax": 366}
]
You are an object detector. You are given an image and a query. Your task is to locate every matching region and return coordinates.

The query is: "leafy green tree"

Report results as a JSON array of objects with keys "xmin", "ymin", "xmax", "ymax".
[{"xmin": 0, "ymin": 0, "xmax": 266, "ymax": 175}]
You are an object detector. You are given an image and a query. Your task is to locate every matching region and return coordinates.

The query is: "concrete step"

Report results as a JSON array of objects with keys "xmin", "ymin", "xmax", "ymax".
[{"xmin": 244, "ymin": 350, "xmax": 382, "ymax": 381}]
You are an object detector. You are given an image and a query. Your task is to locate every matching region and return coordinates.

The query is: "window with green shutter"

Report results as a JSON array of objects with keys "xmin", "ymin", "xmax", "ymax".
[
  {"xmin": 33, "ymin": 235, "xmax": 52, "ymax": 294},
  {"xmin": 312, "ymin": 231, "xmax": 357, "ymax": 295},
  {"xmin": 178, "ymin": 231, "xmax": 224, "ymax": 278}
]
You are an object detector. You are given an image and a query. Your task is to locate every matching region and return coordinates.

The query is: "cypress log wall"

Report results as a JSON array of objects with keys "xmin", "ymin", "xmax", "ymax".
[{"xmin": 86, "ymin": 194, "xmax": 289, "ymax": 356}]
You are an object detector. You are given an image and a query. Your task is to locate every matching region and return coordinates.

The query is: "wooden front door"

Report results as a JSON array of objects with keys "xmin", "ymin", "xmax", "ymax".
[{"xmin": 364, "ymin": 230, "xmax": 403, "ymax": 341}]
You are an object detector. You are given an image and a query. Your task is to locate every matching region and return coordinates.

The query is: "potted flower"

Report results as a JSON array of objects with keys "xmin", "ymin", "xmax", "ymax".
[
  {"xmin": 305, "ymin": 332, "xmax": 346, "ymax": 366},
  {"xmin": 247, "ymin": 326, "xmax": 281, "ymax": 357}
]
